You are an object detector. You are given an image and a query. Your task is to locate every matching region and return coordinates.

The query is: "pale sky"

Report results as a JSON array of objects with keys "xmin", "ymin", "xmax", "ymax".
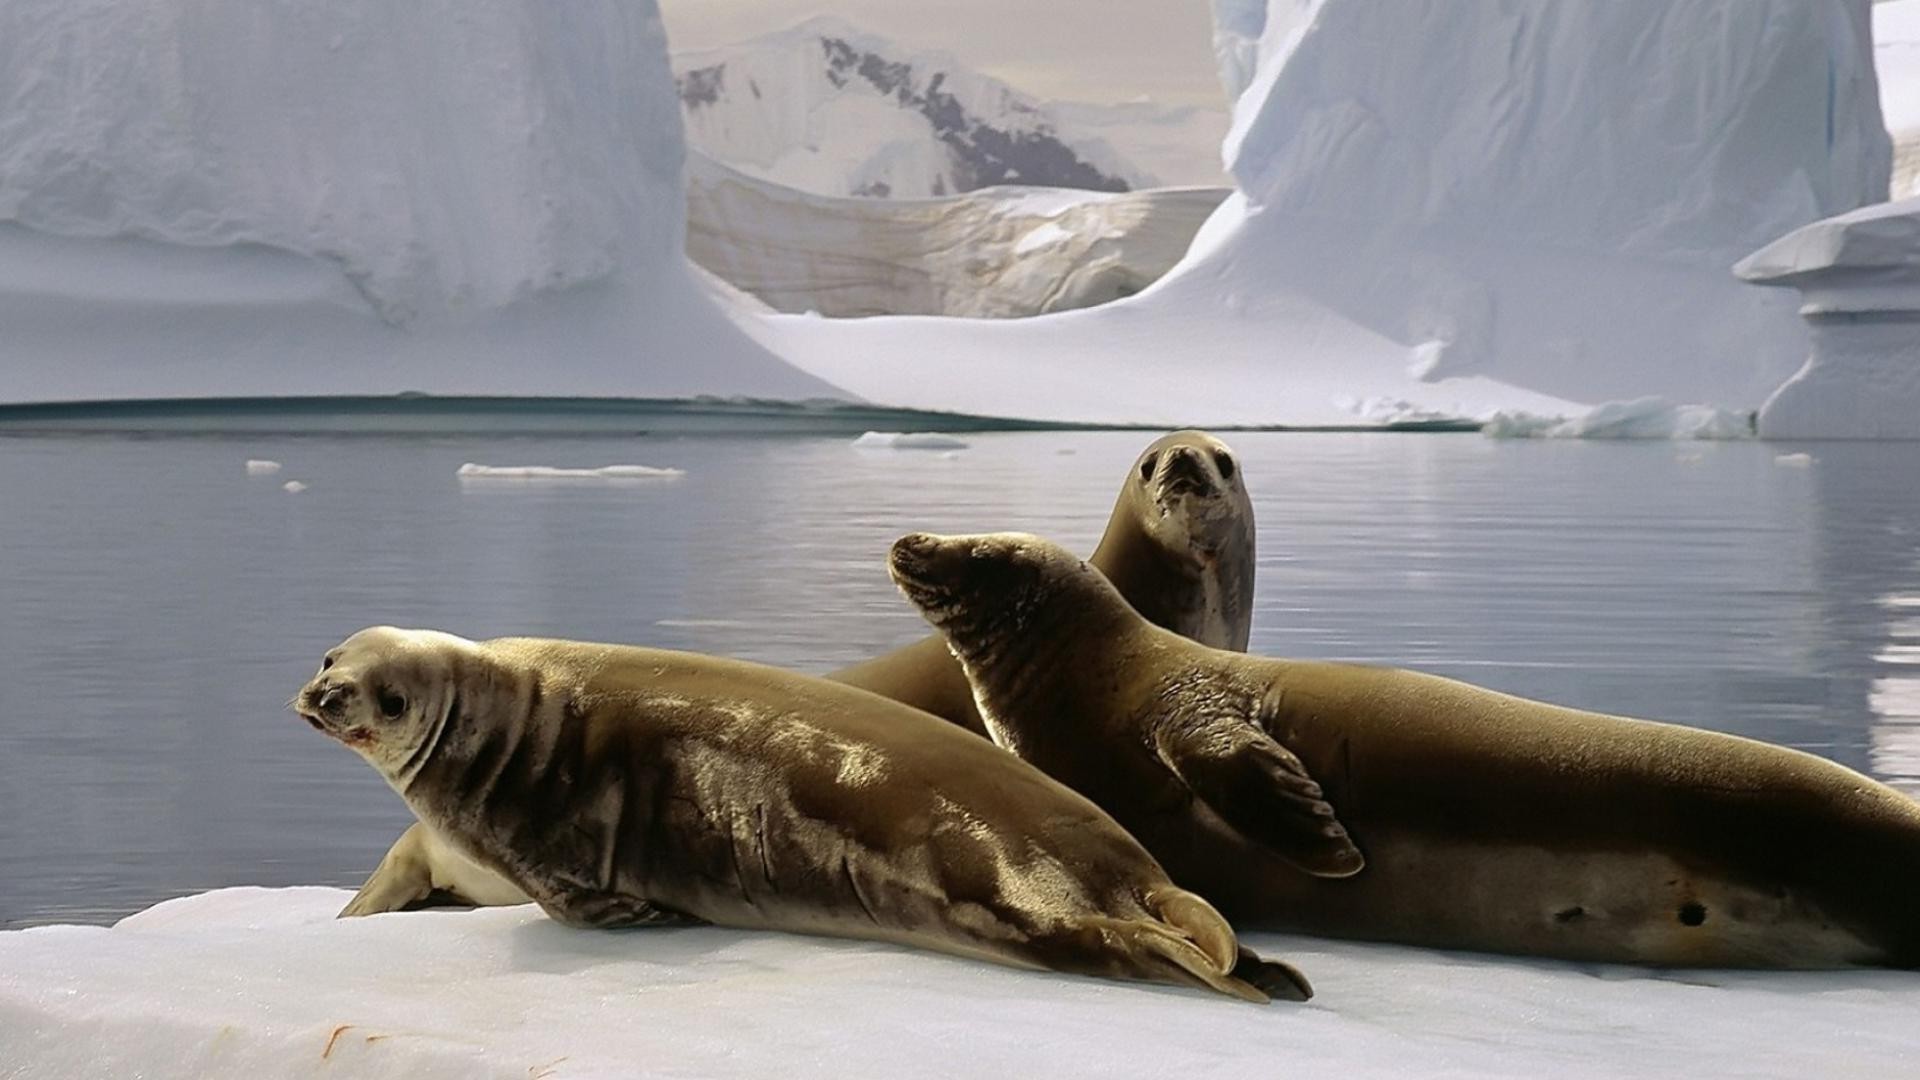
[{"xmin": 656, "ymin": 0, "xmax": 1227, "ymax": 107}]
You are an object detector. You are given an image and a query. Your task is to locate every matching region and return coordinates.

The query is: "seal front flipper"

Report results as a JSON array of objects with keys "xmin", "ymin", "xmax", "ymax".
[
  {"xmin": 1153, "ymin": 713, "xmax": 1364, "ymax": 878},
  {"xmin": 340, "ymin": 822, "xmax": 436, "ymax": 917}
]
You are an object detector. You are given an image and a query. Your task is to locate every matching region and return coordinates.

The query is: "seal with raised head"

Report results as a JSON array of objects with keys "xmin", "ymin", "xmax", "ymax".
[
  {"xmin": 344, "ymin": 429, "xmax": 1257, "ymax": 917},
  {"xmin": 299, "ymin": 626, "xmax": 1322, "ymax": 1001},
  {"xmin": 887, "ymin": 531, "xmax": 1920, "ymax": 968},
  {"xmin": 829, "ymin": 429, "xmax": 1255, "ymax": 735}
]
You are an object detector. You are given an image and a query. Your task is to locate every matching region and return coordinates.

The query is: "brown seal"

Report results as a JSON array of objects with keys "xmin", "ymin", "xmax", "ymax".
[
  {"xmin": 887, "ymin": 531, "xmax": 1920, "ymax": 968},
  {"xmin": 298, "ymin": 626, "xmax": 1316, "ymax": 1001},
  {"xmin": 830, "ymin": 429, "xmax": 1254, "ymax": 735}
]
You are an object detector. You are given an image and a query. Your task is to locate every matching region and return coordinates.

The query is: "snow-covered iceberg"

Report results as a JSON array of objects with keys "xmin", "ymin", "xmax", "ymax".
[
  {"xmin": 3, "ymin": 888, "xmax": 1917, "ymax": 1079},
  {"xmin": 1737, "ymin": 196, "xmax": 1920, "ymax": 439},
  {"xmin": 0, "ymin": 0, "xmax": 841, "ymax": 405},
  {"xmin": 749, "ymin": 0, "xmax": 1890, "ymax": 427},
  {"xmin": 687, "ymin": 154, "xmax": 1229, "ymax": 318}
]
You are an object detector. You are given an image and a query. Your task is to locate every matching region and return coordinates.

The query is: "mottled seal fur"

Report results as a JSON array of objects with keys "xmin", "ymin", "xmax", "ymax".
[
  {"xmin": 300, "ymin": 626, "xmax": 1313, "ymax": 1001},
  {"xmin": 888, "ymin": 531, "xmax": 1920, "ymax": 969}
]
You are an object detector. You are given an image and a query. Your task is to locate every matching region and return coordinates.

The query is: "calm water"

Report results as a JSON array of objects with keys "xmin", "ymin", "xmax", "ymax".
[{"xmin": 2, "ymin": 431, "xmax": 1917, "ymax": 927}]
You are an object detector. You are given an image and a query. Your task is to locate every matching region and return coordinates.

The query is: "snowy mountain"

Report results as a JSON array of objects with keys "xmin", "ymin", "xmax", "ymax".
[
  {"xmin": 671, "ymin": 17, "xmax": 1163, "ymax": 198},
  {"xmin": 1049, "ymin": 100, "xmax": 1230, "ymax": 189}
]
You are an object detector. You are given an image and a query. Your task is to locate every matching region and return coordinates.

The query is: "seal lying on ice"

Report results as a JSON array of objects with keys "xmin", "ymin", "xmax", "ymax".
[
  {"xmin": 889, "ymin": 531, "xmax": 1920, "ymax": 968},
  {"xmin": 300, "ymin": 626, "xmax": 1324, "ymax": 1000}
]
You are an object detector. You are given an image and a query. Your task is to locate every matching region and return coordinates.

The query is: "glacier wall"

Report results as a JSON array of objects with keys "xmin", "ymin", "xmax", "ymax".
[{"xmin": 0, "ymin": 0, "xmax": 842, "ymax": 404}]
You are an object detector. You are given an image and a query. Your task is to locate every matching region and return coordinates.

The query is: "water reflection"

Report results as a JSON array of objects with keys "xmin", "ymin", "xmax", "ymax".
[{"xmin": 1800, "ymin": 443, "xmax": 1920, "ymax": 795}]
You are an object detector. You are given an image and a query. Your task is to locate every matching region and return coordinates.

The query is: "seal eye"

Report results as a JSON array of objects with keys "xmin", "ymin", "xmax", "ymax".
[
  {"xmin": 1213, "ymin": 451, "xmax": 1236, "ymax": 481},
  {"xmin": 1138, "ymin": 452, "xmax": 1159, "ymax": 481},
  {"xmin": 321, "ymin": 656, "xmax": 334, "ymax": 671},
  {"xmin": 376, "ymin": 689, "xmax": 407, "ymax": 720}
]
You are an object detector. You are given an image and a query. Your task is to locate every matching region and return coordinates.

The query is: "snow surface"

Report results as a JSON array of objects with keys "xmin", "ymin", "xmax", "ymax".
[
  {"xmin": 749, "ymin": 0, "xmax": 1891, "ymax": 427},
  {"xmin": 2, "ymin": 888, "xmax": 1916, "ymax": 1079},
  {"xmin": 455, "ymin": 463, "xmax": 686, "ymax": 480},
  {"xmin": 672, "ymin": 17, "xmax": 1150, "ymax": 199},
  {"xmin": 687, "ymin": 153, "xmax": 1228, "ymax": 318},
  {"xmin": 850, "ymin": 431, "xmax": 970, "ymax": 450},
  {"xmin": 0, "ymin": 0, "xmax": 842, "ymax": 405}
]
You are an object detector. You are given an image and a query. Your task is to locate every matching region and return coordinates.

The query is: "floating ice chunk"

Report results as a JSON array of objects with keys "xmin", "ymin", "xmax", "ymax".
[
  {"xmin": 1333, "ymin": 396, "xmax": 1474, "ymax": 426},
  {"xmin": 1775, "ymin": 452, "xmax": 1815, "ymax": 467},
  {"xmin": 1484, "ymin": 399, "xmax": 1755, "ymax": 440},
  {"xmin": 244, "ymin": 459, "xmax": 282, "ymax": 476},
  {"xmin": 850, "ymin": 432, "xmax": 970, "ymax": 450},
  {"xmin": 456, "ymin": 463, "xmax": 685, "ymax": 480},
  {"xmin": 280, "ymin": 480, "xmax": 307, "ymax": 493}
]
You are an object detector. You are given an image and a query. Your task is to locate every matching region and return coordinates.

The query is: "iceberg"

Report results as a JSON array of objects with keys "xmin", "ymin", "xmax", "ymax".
[
  {"xmin": 0, "ymin": 0, "xmax": 844, "ymax": 405},
  {"xmin": 0, "ymin": 0, "xmax": 1896, "ymax": 431},
  {"xmin": 1736, "ymin": 196, "xmax": 1920, "ymax": 439},
  {"xmin": 749, "ymin": 0, "xmax": 1890, "ymax": 428},
  {"xmin": 2, "ymin": 888, "xmax": 1916, "ymax": 1079}
]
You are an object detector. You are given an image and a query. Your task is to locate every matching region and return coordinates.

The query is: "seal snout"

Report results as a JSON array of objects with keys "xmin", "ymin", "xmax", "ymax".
[
  {"xmin": 295, "ymin": 675, "xmax": 358, "ymax": 730},
  {"xmin": 1156, "ymin": 445, "xmax": 1218, "ymax": 497},
  {"xmin": 887, "ymin": 532, "xmax": 946, "ymax": 585}
]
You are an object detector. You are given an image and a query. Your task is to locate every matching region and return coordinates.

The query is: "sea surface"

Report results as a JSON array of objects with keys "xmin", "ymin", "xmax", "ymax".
[{"xmin": 2, "ymin": 430, "xmax": 1917, "ymax": 926}]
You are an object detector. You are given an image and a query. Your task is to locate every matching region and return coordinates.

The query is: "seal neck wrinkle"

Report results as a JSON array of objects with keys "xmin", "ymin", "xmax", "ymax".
[{"xmin": 948, "ymin": 576, "xmax": 1135, "ymax": 752}]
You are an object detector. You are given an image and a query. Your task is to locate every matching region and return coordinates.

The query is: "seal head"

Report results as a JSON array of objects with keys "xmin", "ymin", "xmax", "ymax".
[
  {"xmin": 293, "ymin": 626, "xmax": 480, "ymax": 788},
  {"xmin": 1101, "ymin": 431, "xmax": 1255, "ymax": 651}
]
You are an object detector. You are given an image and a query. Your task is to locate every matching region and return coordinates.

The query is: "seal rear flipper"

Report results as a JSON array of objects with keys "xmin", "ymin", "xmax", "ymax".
[
  {"xmin": 1155, "ymin": 721, "xmax": 1364, "ymax": 878},
  {"xmin": 1066, "ymin": 914, "xmax": 1271, "ymax": 1003},
  {"xmin": 1232, "ymin": 945, "xmax": 1313, "ymax": 1002}
]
